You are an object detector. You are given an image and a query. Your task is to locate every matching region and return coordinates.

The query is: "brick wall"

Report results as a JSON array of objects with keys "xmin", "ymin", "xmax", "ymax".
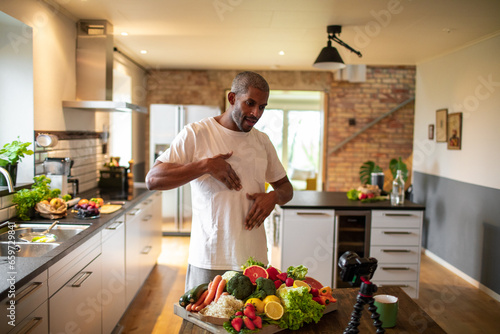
[
  {"xmin": 146, "ymin": 66, "xmax": 415, "ymax": 192},
  {"xmin": 327, "ymin": 66, "xmax": 416, "ymax": 192}
]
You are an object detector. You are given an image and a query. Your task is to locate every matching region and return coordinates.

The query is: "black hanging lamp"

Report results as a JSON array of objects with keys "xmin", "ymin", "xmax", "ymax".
[{"xmin": 313, "ymin": 25, "xmax": 362, "ymax": 71}]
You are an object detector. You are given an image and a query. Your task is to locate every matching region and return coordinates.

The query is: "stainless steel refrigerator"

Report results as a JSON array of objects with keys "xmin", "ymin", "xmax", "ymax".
[{"xmin": 150, "ymin": 104, "xmax": 221, "ymax": 235}]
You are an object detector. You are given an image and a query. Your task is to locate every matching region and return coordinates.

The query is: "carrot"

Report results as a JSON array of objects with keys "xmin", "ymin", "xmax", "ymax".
[
  {"xmin": 191, "ymin": 290, "xmax": 209, "ymax": 312},
  {"xmin": 215, "ymin": 279, "xmax": 226, "ymax": 302},
  {"xmin": 186, "ymin": 303, "xmax": 193, "ymax": 311},
  {"xmin": 222, "ymin": 292, "xmax": 229, "ymax": 296},
  {"xmin": 195, "ymin": 275, "xmax": 222, "ymax": 311}
]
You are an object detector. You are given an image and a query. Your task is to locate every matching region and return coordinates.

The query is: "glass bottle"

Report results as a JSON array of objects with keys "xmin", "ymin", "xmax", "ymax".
[{"xmin": 391, "ymin": 170, "xmax": 405, "ymax": 206}]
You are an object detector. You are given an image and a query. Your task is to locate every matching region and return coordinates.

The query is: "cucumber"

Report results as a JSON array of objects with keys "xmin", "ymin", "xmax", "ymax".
[
  {"xmin": 179, "ymin": 293, "xmax": 189, "ymax": 308},
  {"xmin": 187, "ymin": 283, "xmax": 209, "ymax": 304}
]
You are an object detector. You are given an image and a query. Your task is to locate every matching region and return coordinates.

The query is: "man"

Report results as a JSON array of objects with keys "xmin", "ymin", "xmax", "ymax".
[{"xmin": 146, "ymin": 71, "xmax": 293, "ymax": 291}]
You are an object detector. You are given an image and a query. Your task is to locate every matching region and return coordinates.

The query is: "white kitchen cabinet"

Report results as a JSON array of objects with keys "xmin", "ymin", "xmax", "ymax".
[
  {"xmin": 101, "ymin": 214, "xmax": 126, "ymax": 334},
  {"xmin": 1, "ymin": 270, "xmax": 48, "ymax": 334},
  {"xmin": 8, "ymin": 301, "xmax": 48, "ymax": 334},
  {"xmin": 370, "ymin": 210, "xmax": 423, "ymax": 298},
  {"xmin": 49, "ymin": 233, "xmax": 102, "ymax": 333},
  {"xmin": 273, "ymin": 207, "xmax": 335, "ymax": 287},
  {"xmin": 125, "ymin": 203, "xmax": 145, "ymax": 305},
  {"xmin": 125, "ymin": 193, "xmax": 162, "ymax": 305}
]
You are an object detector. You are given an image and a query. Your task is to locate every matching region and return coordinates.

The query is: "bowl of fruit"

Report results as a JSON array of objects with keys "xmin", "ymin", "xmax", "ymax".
[{"xmin": 73, "ymin": 198, "xmax": 103, "ymax": 219}]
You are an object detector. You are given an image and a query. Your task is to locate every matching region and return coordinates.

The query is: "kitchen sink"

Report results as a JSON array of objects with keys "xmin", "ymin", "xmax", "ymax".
[{"xmin": 0, "ymin": 223, "xmax": 90, "ymax": 257}]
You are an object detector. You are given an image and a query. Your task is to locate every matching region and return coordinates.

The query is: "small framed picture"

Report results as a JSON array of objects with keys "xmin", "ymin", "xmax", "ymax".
[
  {"xmin": 447, "ymin": 112, "xmax": 462, "ymax": 150},
  {"xmin": 436, "ymin": 109, "xmax": 447, "ymax": 142},
  {"xmin": 428, "ymin": 124, "xmax": 434, "ymax": 140}
]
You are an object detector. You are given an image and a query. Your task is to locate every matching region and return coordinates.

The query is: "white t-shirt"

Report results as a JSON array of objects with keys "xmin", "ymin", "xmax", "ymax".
[{"xmin": 156, "ymin": 117, "xmax": 287, "ymax": 270}]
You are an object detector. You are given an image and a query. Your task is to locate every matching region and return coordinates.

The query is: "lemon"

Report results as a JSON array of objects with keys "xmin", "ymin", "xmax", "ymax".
[
  {"xmin": 263, "ymin": 295, "xmax": 280, "ymax": 305},
  {"xmin": 246, "ymin": 298, "xmax": 265, "ymax": 313},
  {"xmin": 293, "ymin": 280, "xmax": 311, "ymax": 292},
  {"xmin": 264, "ymin": 301, "xmax": 284, "ymax": 320}
]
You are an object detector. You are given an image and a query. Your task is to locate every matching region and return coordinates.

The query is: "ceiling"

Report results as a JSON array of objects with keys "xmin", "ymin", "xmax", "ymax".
[{"xmin": 52, "ymin": 0, "xmax": 500, "ymax": 71}]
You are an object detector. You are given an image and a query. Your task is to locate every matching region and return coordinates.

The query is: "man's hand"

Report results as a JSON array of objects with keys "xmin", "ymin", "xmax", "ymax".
[
  {"xmin": 244, "ymin": 192, "xmax": 277, "ymax": 230},
  {"xmin": 207, "ymin": 152, "xmax": 242, "ymax": 190}
]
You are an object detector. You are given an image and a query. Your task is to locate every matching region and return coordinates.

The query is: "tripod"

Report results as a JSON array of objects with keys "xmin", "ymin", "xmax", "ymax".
[{"xmin": 344, "ymin": 276, "xmax": 385, "ymax": 334}]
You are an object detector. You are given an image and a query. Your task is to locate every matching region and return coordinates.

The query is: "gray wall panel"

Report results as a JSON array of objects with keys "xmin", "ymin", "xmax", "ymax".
[{"xmin": 413, "ymin": 171, "xmax": 500, "ymax": 295}]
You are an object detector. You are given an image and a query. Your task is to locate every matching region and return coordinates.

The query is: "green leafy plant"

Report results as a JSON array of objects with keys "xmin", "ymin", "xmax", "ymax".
[
  {"xmin": 0, "ymin": 136, "xmax": 34, "ymax": 166},
  {"xmin": 389, "ymin": 157, "xmax": 408, "ymax": 182},
  {"xmin": 359, "ymin": 161, "xmax": 383, "ymax": 185},
  {"xmin": 12, "ymin": 175, "xmax": 61, "ymax": 221}
]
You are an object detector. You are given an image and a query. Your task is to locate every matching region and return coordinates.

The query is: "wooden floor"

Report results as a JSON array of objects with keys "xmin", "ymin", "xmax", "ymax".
[{"xmin": 118, "ymin": 237, "xmax": 500, "ymax": 334}]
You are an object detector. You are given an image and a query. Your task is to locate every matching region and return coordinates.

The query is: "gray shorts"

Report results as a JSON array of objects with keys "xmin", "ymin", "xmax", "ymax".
[{"xmin": 185, "ymin": 264, "xmax": 237, "ymax": 293}]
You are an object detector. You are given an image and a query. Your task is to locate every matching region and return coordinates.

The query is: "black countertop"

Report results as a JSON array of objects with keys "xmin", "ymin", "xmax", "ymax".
[
  {"xmin": 281, "ymin": 191, "xmax": 425, "ymax": 210},
  {"xmin": 0, "ymin": 185, "xmax": 155, "ymax": 300}
]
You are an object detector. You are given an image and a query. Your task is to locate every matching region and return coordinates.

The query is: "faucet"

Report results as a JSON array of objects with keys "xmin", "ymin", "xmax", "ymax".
[{"xmin": 0, "ymin": 167, "xmax": 15, "ymax": 193}]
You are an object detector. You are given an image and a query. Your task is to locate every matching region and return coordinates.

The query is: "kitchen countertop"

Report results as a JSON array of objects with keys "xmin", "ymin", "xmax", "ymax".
[
  {"xmin": 179, "ymin": 286, "xmax": 445, "ymax": 333},
  {"xmin": 281, "ymin": 191, "xmax": 425, "ymax": 210},
  {"xmin": 0, "ymin": 184, "xmax": 155, "ymax": 300}
]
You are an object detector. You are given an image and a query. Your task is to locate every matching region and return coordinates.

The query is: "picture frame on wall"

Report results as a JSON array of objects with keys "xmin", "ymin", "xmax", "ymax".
[
  {"xmin": 447, "ymin": 112, "xmax": 462, "ymax": 150},
  {"xmin": 436, "ymin": 108, "xmax": 447, "ymax": 142},
  {"xmin": 428, "ymin": 124, "xmax": 434, "ymax": 140}
]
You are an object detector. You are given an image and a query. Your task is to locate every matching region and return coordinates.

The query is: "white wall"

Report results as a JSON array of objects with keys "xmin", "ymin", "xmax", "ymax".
[{"xmin": 413, "ymin": 34, "xmax": 500, "ymax": 190}]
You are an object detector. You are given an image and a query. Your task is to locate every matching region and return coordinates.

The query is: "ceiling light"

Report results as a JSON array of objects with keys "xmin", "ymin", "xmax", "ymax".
[
  {"xmin": 279, "ymin": 50, "xmax": 285, "ymax": 56},
  {"xmin": 313, "ymin": 25, "xmax": 362, "ymax": 71},
  {"xmin": 121, "ymin": 32, "xmax": 129, "ymax": 36},
  {"xmin": 140, "ymin": 50, "xmax": 147, "ymax": 54}
]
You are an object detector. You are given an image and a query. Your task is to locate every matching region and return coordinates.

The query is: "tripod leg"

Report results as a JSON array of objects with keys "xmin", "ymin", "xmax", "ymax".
[
  {"xmin": 343, "ymin": 296, "xmax": 366, "ymax": 334},
  {"xmin": 367, "ymin": 298, "xmax": 385, "ymax": 334}
]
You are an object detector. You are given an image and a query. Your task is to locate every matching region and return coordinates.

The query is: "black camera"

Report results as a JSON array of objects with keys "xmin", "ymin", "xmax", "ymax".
[{"xmin": 338, "ymin": 251, "xmax": 378, "ymax": 287}]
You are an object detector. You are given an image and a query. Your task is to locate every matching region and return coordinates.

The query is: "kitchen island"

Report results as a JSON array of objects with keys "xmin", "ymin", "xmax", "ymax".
[
  {"xmin": 179, "ymin": 286, "xmax": 446, "ymax": 333},
  {"xmin": 269, "ymin": 191, "xmax": 425, "ymax": 298},
  {"xmin": 0, "ymin": 184, "xmax": 162, "ymax": 333}
]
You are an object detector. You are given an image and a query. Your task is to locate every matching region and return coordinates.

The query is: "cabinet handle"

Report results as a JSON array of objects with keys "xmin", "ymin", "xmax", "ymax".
[
  {"xmin": 141, "ymin": 245, "xmax": 152, "ymax": 254},
  {"xmin": 383, "ymin": 231, "xmax": 412, "ymax": 235},
  {"xmin": 17, "ymin": 317, "xmax": 43, "ymax": 334},
  {"xmin": 106, "ymin": 221, "xmax": 123, "ymax": 230},
  {"xmin": 6, "ymin": 282, "xmax": 42, "ymax": 305},
  {"xmin": 381, "ymin": 249, "xmax": 411, "ymax": 253},
  {"xmin": 381, "ymin": 267, "xmax": 411, "ymax": 271},
  {"xmin": 378, "ymin": 284, "xmax": 409, "ymax": 288},
  {"xmin": 142, "ymin": 214, "xmax": 153, "ymax": 222},
  {"xmin": 296, "ymin": 212, "xmax": 330, "ymax": 216},
  {"xmin": 384, "ymin": 213, "xmax": 413, "ymax": 217},
  {"xmin": 71, "ymin": 272, "xmax": 92, "ymax": 287},
  {"xmin": 127, "ymin": 208, "xmax": 141, "ymax": 216}
]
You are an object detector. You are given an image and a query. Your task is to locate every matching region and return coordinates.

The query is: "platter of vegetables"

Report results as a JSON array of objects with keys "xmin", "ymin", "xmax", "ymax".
[
  {"xmin": 174, "ymin": 257, "xmax": 337, "ymax": 333},
  {"xmin": 346, "ymin": 185, "xmax": 388, "ymax": 203}
]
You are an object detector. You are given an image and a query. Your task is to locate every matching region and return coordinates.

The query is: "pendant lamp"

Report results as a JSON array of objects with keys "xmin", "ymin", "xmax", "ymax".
[{"xmin": 313, "ymin": 25, "xmax": 362, "ymax": 71}]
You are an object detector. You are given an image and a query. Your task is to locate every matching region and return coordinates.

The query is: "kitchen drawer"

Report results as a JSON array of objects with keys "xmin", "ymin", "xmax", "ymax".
[
  {"xmin": 372, "ymin": 280, "xmax": 418, "ymax": 299},
  {"xmin": 48, "ymin": 233, "xmax": 101, "ymax": 297},
  {"xmin": 371, "ymin": 228, "xmax": 420, "ymax": 246},
  {"xmin": 372, "ymin": 264, "xmax": 418, "ymax": 281},
  {"xmin": 1, "ymin": 270, "xmax": 48, "ymax": 327},
  {"xmin": 283, "ymin": 209, "xmax": 335, "ymax": 223},
  {"xmin": 370, "ymin": 246, "xmax": 420, "ymax": 263},
  {"xmin": 8, "ymin": 300, "xmax": 48, "ymax": 334},
  {"xmin": 371, "ymin": 210, "xmax": 423, "ymax": 228}
]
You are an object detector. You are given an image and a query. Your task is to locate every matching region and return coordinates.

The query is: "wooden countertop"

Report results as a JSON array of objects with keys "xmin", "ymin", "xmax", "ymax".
[
  {"xmin": 281, "ymin": 191, "xmax": 425, "ymax": 210},
  {"xmin": 179, "ymin": 286, "xmax": 445, "ymax": 334}
]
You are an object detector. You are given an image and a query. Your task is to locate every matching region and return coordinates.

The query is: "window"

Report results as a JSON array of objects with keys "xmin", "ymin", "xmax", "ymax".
[{"xmin": 256, "ymin": 91, "xmax": 324, "ymax": 190}]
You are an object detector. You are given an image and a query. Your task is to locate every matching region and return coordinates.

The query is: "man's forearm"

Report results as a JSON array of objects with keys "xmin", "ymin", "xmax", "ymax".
[{"xmin": 146, "ymin": 160, "xmax": 207, "ymax": 191}]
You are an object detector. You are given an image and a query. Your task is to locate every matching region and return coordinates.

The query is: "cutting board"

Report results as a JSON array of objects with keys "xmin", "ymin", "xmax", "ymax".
[
  {"xmin": 174, "ymin": 301, "xmax": 337, "ymax": 334},
  {"xmin": 100, "ymin": 204, "xmax": 122, "ymax": 214}
]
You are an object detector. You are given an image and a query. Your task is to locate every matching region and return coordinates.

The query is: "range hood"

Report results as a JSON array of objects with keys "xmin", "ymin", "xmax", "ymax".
[{"xmin": 62, "ymin": 20, "xmax": 147, "ymax": 113}]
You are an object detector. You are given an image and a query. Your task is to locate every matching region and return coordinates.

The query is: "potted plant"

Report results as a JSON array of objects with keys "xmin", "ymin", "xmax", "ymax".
[
  {"xmin": 359, "ymin": 161, "xmax": 383, "ymax": 185},
  {"xmin": 389, "ymin": 157, "xmax": 408, "ymax": 182},
  {"xmin": 0, "ymin": 137, "xmax": 34, "ymax": 186}
]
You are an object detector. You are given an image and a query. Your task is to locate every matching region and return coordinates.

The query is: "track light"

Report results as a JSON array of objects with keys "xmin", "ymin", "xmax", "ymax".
[{"xmin": 313, "ymin": 25, "xmax": 362, "ymax": 71}]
